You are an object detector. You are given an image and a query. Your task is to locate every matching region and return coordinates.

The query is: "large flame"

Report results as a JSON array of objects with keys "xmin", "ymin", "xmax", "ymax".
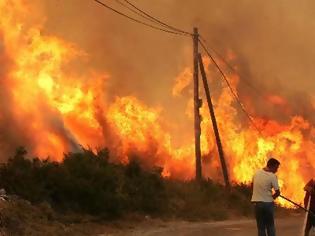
[{"xmin": 1, "ymin": 0, "xmax": 314, "ymax": 208}]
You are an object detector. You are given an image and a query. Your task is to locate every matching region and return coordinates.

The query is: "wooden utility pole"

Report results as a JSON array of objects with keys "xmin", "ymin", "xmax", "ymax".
[
  {"xmin": 198, "ymin": 53, "xmax": 230, "ymax": 188},
  {"xmin": 193, "ymin": 28, "xmax": 202, "ymax": 182}
]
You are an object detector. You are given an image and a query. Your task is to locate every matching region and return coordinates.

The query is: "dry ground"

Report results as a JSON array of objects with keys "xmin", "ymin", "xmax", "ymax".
[{"xmin": 106, "ymin": 213, "xmax": 309, "ymax": 236}]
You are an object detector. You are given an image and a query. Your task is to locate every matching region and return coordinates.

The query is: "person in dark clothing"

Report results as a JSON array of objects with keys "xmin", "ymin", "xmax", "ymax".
[{"xmin": 304, "ymin": 179, "xmax": 315, "ymax": 236}]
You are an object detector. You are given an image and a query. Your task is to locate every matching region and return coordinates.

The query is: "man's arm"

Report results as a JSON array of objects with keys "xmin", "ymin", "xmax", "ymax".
[
  {"xmin": 272, "ymin": 175, "xmax": 280, "ymax": 199},
  {"xmin": 303, "ymin": 179, "xmax": 313, "ymax": 208},
  {"xmin": 304, "ymin": 192, "xmax": 310, "ymax": 208},
  {"xmin": 272, "ymin": 189, "xmax": 280, "ymax": 199}
]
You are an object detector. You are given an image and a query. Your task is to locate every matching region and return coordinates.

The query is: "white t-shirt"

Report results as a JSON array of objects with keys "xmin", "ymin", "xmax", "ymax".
[{"xmin": 251, "ymin": 169, "xmax": 279, "ymax": 202}]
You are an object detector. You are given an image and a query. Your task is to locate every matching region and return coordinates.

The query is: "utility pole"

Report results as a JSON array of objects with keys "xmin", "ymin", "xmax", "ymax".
[
  {"xmin": 193, "ymin": 28, "xmax": 202, "ymax": 182},
  {"xmin": 198, "ymin": 53, "xmax": 230, "ymax": 188}
]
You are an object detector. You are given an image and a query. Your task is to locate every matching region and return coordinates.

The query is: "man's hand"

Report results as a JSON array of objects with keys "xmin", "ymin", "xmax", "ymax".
[{"xmin": 273, "ymin": 189, "xmax": 280, "ymax": 199}]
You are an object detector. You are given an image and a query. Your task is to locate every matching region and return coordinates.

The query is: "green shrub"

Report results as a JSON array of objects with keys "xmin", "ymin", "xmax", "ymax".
[
  {"xmin": 123, "ymin": 159, "xmax": 166, "ymax": 214},
  {"xmin": 0, "ymin": 147, "xmax": 168, "ymax": 218},
  {"xmin": 0, "ymin": 147, "xmax": 254, "ymax": 220}
]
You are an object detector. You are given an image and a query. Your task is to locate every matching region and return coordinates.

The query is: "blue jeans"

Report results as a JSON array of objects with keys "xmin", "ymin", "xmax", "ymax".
[{"xmin": 254, "ymin": 202, "xmax": 276, "ymax": 236}]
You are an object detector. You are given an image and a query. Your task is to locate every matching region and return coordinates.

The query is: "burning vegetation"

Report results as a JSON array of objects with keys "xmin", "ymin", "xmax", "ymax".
[{"xmin": 0, "ymin": 0, "xmax": 315, "ymax": 210}]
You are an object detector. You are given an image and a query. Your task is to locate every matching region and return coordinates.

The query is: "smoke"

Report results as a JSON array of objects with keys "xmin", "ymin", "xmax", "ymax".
[
  {"xmin": 0, "ymin": 23, "xmax": 28, "ymax": 159},
  {"xmin": 36, "ymin": 0, "xmax": 315, "ymax": 140}
]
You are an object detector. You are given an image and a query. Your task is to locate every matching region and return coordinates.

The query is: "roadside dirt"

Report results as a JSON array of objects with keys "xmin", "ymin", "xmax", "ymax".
[{"xmin": 102, "ymin": 213, "xmax": 308, "ymax": 236}]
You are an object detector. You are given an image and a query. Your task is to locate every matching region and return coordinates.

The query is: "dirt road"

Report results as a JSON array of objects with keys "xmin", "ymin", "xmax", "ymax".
[{"xmin": 113, "ymin": 214, "xmax": 308, "ymax": 236}]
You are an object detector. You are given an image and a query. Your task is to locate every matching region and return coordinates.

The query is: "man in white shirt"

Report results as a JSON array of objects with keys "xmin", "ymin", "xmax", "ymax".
[{"xmin": 251, "ymin": 158, "xmax": 280, "ymax": 236}]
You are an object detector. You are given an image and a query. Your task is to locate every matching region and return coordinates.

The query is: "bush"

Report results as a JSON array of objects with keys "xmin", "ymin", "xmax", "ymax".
[
  {"xmin": 0, "ymin": 147, "xmax": 50, "ymax": 202},
  {"xmin": 50, "ymin": 149, "xmax": 124, "ymax": 217},
  {"xmin": 123, "ymin": 159, "xmax": 166, "ymax": 214},
  {"xmin": 0, "ymin": 147, "xmax": 167, "ymax": 218},
  {"xmin": 0, "ymin": 147, "xmax": 254, "ymax": 220},
  {"xmin": 163, "ymin": 179, "xmax": 252, "ymax": 220}
]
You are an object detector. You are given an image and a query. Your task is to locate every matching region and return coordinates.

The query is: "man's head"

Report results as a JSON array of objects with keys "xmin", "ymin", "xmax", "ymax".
[{"xmin": 267, "ymin": 158, "xmax": 280, "ymax": 173}]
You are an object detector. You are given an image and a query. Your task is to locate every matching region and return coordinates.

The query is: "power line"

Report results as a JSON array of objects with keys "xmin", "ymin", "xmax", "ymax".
[
  {"xmin": 114, "ymin": 0, "xmax": 191, "ymax": 36},
  {"xmin": 93, "ymin": 0, "xmax": 189, "ymax": 36},
  {"xmin": 199, "ymin": 36, "xmax": 288, "ymax": 131},
  {"xmin": 199, "ymin": 39, "xmax": 262, "ymax": 135},
  {"xmin": 199, "ymin": 35, "xmax": 265, "ymax": 98},
  {"xmin": 93, "ymin": 0, "xmax": 262, "ymax": 135},
  {"xmin": 121, "ymin": 0, "xmax": 192, "ymax": 36},
  {"xmin": 113, "ymin": 0, "xmax": 165, "ymax": 27}
]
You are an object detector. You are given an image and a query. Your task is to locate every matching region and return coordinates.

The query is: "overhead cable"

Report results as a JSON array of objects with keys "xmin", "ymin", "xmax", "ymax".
[
  {"xmin": 93, "ymin": 0, "xmax": 189, "ymax": 36},
  {"xmin": 121, "ymin": 0, "xmax": 192, "ymax": 36},
  {"xmin": 199, "ymin": 39, "xmax": 262, "ymax": 135},
  {"xmin": 199, "ymin": 35, "xmax": 265, "ymax": 98}
]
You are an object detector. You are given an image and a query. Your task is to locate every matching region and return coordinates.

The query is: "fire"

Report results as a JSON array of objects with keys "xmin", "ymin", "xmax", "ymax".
[
  {"xmin": 172, "ymin": 68, "xmax": 192, "ymax": 97},
  {"xmin": 0, "ymin": 0, "xmax": 314, "ymax": 209},
  {"xmin": 266, "ymin": 94, "xmax": 287, "ymax": 106}
]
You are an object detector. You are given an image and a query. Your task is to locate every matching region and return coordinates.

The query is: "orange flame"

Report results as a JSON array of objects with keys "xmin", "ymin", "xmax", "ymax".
[{"xmin": 0, "ymin": 0, "xmax": 314, "ymax": 208}]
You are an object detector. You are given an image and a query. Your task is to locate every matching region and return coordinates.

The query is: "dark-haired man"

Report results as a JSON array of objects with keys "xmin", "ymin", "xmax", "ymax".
[
  {"xmin": 303, "ymin": 179, "xmax": 315, "ymax": 236},
  {"xmin": 251, "ymin": 158, "xmax": 281, "ymax": 236}
]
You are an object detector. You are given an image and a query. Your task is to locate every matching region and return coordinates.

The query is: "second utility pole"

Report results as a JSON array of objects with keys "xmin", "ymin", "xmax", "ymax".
[
  {"xmin": 193, "ymin": 27, "xmax": 202, "ymax": 182},
  {"xmin": 198, "ymin": 53, "xmax": 230, "ymax": 188}
]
